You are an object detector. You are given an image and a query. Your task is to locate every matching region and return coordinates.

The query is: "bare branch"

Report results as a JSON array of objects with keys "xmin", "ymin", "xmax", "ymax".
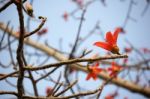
[
  {"xmin": 25, "ymin": 54, "xmax": 128, "ymax": 71},
  {"xmin": 24, "ymin": 17, "xmax": 47, "ymax": 38}
]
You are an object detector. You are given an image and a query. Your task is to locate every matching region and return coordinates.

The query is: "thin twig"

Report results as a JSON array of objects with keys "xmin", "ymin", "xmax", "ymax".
[
  {"xmin": 50, "ymin": 73, "xmax": 62, "ymax": 96},
  {"xmin": 0, "ymin": 0, "xmax": 13, "ymax": 12},
  {"xmin": 36, "ymin": 67, "xmax": 59, "ymax": 83},
  {"xmin": 0, "ymin": 71, "xmax": 19, "ymax": 80},
  {"xmin": 25, "ymin": 54, "xmax": 128, "ymax": 71},
  {"xmin": 0, "ymin": 21, "xmax": 10, "ymax": 49},
  {"xmin": 0, "ymin": 91, "xmax": 18, "ymax": 96},
  {"xmin": 24, "ymin": 17, "xmax": 47, "ymax": 38},
  {"xmin": 22, "ymin": 51, "xmax": 38, "ymax": 96},
  {"xmin": 55, "ymin": 80, "xmax": 78, "ymax": 96},
  {"xmin": 8, "ymin": 27, "xmax": 16, "ymax": 69}
]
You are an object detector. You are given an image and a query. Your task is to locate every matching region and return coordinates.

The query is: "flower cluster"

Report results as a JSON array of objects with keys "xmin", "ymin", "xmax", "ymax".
[
  {"xmin": 86, "ymin": 62, "xmax": 103, "ymax": 80},
  {"xmin": 86, "ymin": 61, "xmax": 122, "ymax": 80},
  {"xmin": 107, "ymin": 62, "xmax": 123, "ymax": 78},
  {"xmin": 86, "ymin": 28, "xmax": 124, "ymax": 80}
]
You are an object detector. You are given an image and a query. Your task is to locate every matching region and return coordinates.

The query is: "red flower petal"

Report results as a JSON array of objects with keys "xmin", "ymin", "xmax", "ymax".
[
  {"xmin": 95, "ymin": 62, "xmax": 99, "ymax": 67},
  {"xmin": 94, "ymin": 68, "xmax": 102, "ymax": 73},
  {"xmin": 113, "ymin": 28, "xmax": 120, "ymax": 43},
  {"xmin": 106, "ymin": 31, "xmax": 114, "ymax": 44},
  {"xmin": 92, "ymin": 73, "xmax": 97, "ymax": 80},
  {"xmin": 94, "ymin": 42, "xmax": 112, "ymax": 51},
  {"xmin": 63, "ymin": 12, "xmax": 68, "ymax": 21},
  {"xmin": 109, "ymin": 72, "xmax": 116, "ymax": 77},
  {"xmin": 108, "ymin": 68, "xmax": 113, "ymax": 71},
  {"xmin": 111, "ymin": 62, "xmax": 116, "ymax": 66},
  {"xmin": 86, "ymin": 73, "xmax": 92, "ymax": 80}
]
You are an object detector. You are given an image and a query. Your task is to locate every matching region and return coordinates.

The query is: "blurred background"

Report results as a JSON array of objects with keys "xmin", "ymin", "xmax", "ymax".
[{"xmin": 0, "ymin": 0, "xmax": 150, "ymax": 99}]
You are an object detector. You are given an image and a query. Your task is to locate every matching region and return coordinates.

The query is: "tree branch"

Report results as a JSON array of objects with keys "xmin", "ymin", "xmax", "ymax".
[
  {"xmin": 24, "ymin": 54, "xmax": 128, "ymax": 71},
  {"xmin": 0, "ymin": 22, "xmax": 150, "ymax": 98}
]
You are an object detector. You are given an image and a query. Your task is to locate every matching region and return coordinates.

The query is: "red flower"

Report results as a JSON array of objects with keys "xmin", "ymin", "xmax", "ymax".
[
  {"xmin": 76, "ymin": 0, "xmax": 83, "ymax": 7},
  {"xmin": 123, "ymin": 58, "xmax": 128, "ymax": 64},
  {"xmin": 69, "ymin": 68, "xmax": 76, "ymax": 74},
  {"xmin": 46, "ymin": 86, "xmax": 53, "ymax": 96},
  {"xmin": 108, "ymin": 62, "xmax": 122, "ymax": 78},
  {"xmin": 37, "ymin": 28, "xmax": 48, "ymax": 36},
  {"xmin": 62, "ymin": 11, "xmax": 69, "ymax": 21},
  {"xmin": 124, "ymin": 96, "xmax": 128, "ymax": 99},
  {"xmin": 72, "ymin": 0, "xmax": 83, "ymax": 7},
  {"xmin": 94, "ymin": 28, "xmax": 121, "ymax": 54},
  {"xmin": 141, "ymin": 48, "xmax": 150, "ymax": 54},
  {"xmin": 105, "ymin": 91, "xmax": 118, "ymax": 99},
  {"xmin": 86, "ymin": 62, "xmax": 103, "ymax": 80},
  {"xmin": 124, "ymin": 47, "xmax": 132, "ymax": 53},
  {"xmin": 105, "ymin": 95, "xmax": 114, "ymax": 99}
]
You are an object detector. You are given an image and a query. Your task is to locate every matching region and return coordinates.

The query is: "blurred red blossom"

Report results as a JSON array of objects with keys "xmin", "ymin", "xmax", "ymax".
[
  {"xmin": 123, "ymin": 47, "xmax": 132, "ymax": 64},
  {"xmin": 107, "ymin": 62, "xmax": 123, "ymax": 78},
  {"xmin": 86, "ymin": 62, "xmax": 103, "ymax": 80},
  {"xmin": 105, "ymin": 91, "xmax": 118, "ymax": 99},
  {"xmin": 141, "ymin": 48, "xmax": 150, "ymax": 54},
  {"xmin": 105, "ymin": 95, "xmax": 114, "ymax": 99},
  {"xmin": 45, "ymin": 86, "xmax": 53, "ymax": 96},
  {"xmin": 124, "ymin": 47, "xmax": 132, "ymax": 53},
  {"xmin": 123, "ymin": 58, "xmax": 128, "ymax": 64},
  {"xmin": 62, "ymin": 11, "xmax": 69, "ymax": 21},
  {"xmin": 74, "ymin": 0, "xmax": 83, "ymax": 7},
  {"xmin": 94, "ymin": 28, "xmax": 121, "ymax": 54},
  {"xmin": 37, "ymin": 28, "xmax": 48, "ymax": 36},
  {"xmin": 124, "ymin": 96, "xmax": 128, "ymax": 99},
  {"xmin": 69, "ymin": 67, "xmax": 76, "ymax": 74}
]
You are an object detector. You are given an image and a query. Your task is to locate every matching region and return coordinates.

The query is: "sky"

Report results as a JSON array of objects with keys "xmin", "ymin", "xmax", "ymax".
[{"xmin": 0, "ymin": 0, "xmax": 150, "ymax": 99}]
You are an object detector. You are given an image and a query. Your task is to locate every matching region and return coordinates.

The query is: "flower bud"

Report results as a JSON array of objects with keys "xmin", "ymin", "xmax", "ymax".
[
  {"xmin": 25, "ymin": 2, "xmax": 33, "ymax": 17},
  {"xmin": 46, "ymin": 86, "xmax": 53, "ymax": 96},
  {"xmin": 111, "ymin": 45, "xmax": 120, "ymax": 55}
]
